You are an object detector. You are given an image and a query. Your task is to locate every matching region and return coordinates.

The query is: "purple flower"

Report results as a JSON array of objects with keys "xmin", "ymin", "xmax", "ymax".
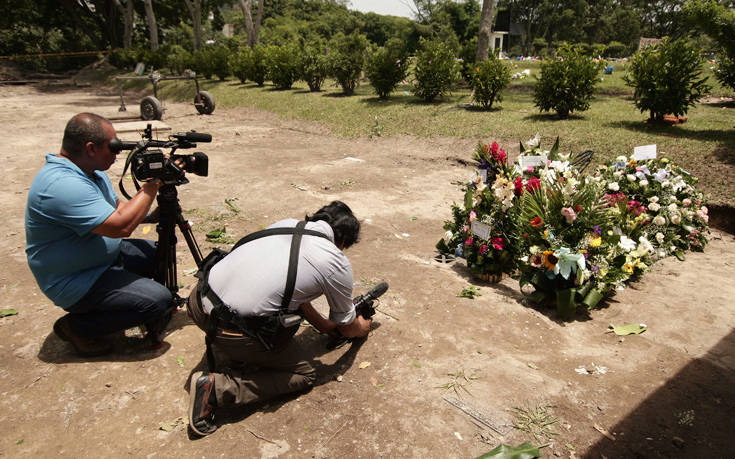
[{"xmin": 593, "ymin": 226, "xmax": 602, "ymax": 235}]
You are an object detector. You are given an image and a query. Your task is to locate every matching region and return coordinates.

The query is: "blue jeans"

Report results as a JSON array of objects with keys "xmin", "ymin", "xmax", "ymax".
[{"xmin": 66, "ymin": 239, "xmax": 172, "ymax": 337}]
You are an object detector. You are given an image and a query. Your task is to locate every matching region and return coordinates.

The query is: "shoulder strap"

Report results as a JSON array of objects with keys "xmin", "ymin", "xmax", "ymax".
[{"xmin": 231, "ymin": 225, "xmax": 329, "ymax": 252}]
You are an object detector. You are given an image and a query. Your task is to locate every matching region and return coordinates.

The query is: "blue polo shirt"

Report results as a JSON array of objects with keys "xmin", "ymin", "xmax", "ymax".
[{"xmin": 25, "ymin": 154, "xmax": 122, "ymax": 309}]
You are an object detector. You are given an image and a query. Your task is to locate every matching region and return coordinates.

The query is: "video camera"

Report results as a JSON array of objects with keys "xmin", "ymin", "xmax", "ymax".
[{"xmin": 111, "ymin": 124, "xmax": 210, "ymax": 187}]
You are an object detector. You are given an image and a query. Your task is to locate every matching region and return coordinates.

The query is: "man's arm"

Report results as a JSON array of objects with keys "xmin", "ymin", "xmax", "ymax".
[
  {"xmin": 92, "ymin": 180, "xmax": 161, "ymax": 238},
  {"xmin": 300, "ymin": 302, "xmax": 371, "ymax": 338}
]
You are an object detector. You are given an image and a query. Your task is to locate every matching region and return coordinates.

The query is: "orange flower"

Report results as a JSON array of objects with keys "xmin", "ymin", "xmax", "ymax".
[
  {"xmin": 530, "ymin": 216, "xmax": 543, "ymax": 228},
  {"xmin": 542, "ymin": 250, "xmax": 558, "ymax": 270}
]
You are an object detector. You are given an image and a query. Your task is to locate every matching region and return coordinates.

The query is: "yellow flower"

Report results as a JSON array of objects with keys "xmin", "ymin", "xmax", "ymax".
[
  {"xmin": 622, "ymin": 263, "xmax": 634, "ymax": 274},
  {"xmin": 589, "ymin": 235, "xmax": 602, "ymax": 248}
]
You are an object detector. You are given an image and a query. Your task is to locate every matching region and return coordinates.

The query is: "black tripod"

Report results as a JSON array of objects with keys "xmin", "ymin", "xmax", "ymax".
[{"xmin": 147, "ymin": 184, "xmax": 204, "ymax": 343}]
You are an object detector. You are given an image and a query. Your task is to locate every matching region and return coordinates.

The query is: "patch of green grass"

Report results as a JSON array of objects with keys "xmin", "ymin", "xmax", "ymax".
[
  {"xmin": 121, "ymin": 70, "xmax": 734, "ymax": 206},
  {"xmin": 438, "ymin": 369, "xmax": 479, "ymax": 396},
  {"xmin": 512, "ymin": 402, "xmax": 559, "ymax": 441}
]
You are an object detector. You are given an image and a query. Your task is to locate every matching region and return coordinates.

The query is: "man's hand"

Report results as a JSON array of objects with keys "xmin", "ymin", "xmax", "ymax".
[
  {"xmin": 92, "ymin": 179, "xmax": 162, "ymax": 238},
  {"xmin": 337, "ymin": 314, "xmax": 372, "ymax": 338}
]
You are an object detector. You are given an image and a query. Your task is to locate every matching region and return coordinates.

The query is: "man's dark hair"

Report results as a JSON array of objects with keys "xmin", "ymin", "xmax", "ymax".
[
  {"xmin": 61, "ymin": 113, "xmax": 111, "ymax": 158},
  {"xmin": 306, "ymin": 201, "xmax": 360, "ymax": 248}
]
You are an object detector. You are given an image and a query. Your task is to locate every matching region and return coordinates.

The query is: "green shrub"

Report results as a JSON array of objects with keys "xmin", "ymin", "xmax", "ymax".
[
  {"xmin": 265, "ymin": 43, "xmax": 300, "ymax": 89},
  {"xmin": 365, "ymin": 38, "xmax": 410, "ymax": 99},
  {"xmin": 248, "ymin": 45, "xmax": 268, "ymax": 86},
  {"xmin": 533, "ymin": 44, "xmax": 604, "ymax": 118},
  {"xmin": 532, "ymin": 38, "xmax": 548, "ymax": 56},
  {"xmin": 109, "ymin": 48, "xmax": 139, "ymax": 70},
  {"xmin": 328, "ymin": 31, "xmax": 369, "ymax": 96},
  {"xmin": 299, "ymin": 41, "xmax": 329, "ymax": 92},
  {"xmin": 209, "ymin": 44, "xmax": 232, "ymax": 81},
  {"xmin": 141, "ymin": 48, "xmax": 168, "ymax": 71},
  {"xmin": 412, "ymin": 37, "xmax": 460, "ymax": 102},
  {"xmin": 230, "ymin": 46, "xmax": 251, "ymax": 83},
  {"xmin": 470, "ymin": 57, "xmax": 512, "ymax": 109},
  {"xmin": 191, "ymin": 48, "xmax": 214, "ymax": 79},
  {"xmin": 167, "ymin": 45, "xmax": 192, "ymax": 75},
  {"xmin": 623, "ymin": 38, "xmax": 711, "ymax": 121},
  {"xmin": 714, "ymin": 56, "xmax": 735, "ymax": 93},
  {"xmin": 605, "ymin": 41, "xmax": 627, "ymax": 58}
]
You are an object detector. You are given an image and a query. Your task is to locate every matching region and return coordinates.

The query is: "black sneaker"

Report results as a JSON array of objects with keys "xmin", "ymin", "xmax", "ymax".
[
  {"xmin": 188, "ymin": 371, "xmax": 218, "ymax": 436},
  {"xmin": 53, "ymin": 316, "xmax": 113, "ymax": 357}
]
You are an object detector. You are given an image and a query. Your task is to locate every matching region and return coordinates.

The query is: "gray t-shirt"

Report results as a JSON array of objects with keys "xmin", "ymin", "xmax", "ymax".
[{"xmin": 203, "ymin": 218, "xmax": 356, "ymax": 325}]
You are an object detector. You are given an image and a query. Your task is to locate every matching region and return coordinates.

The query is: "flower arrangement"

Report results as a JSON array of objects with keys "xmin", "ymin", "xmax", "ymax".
[
  {"xmin": 439, "ymin": 142, "xmax": 520, "ymax": 279},
  {"xmin": 439, "ymin": 135, "xmax": 711, "ymax": 320},
  {"xmin": 594, "ymin": 156, "xmax": 710, "ymax": 260}
]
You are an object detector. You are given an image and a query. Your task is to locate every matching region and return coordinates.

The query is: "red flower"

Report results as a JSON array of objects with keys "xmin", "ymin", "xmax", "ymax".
[
  {"xmin": 495, "ymin": 148, "xmax": 507, "ymax": 163},
  {"xmin": 523, "ymin": 233, "xmax": 529, "ymax": 238},
  {"xmin": 530, "ymin": 216, "xmax": 543, "ymax": 228},
  {"xmin": 514, "ymin": 176, "xmax": 524, "ymax": 196},
  {"xmin": 465, "ymin": 237, "xmax": 474, "ymax": 246},
  {"xmin": 526, "ymin": 177, "xmax": 541, "ymax": 192},
  {"xmin": 490, "ymin": 141, "xmax": 499, "ymax": 154},
  {"xmin": 575, "ymin": 205, "xmax": 581, "ymax": 212},
  {"xmin": 479, "ymin": 244, "xmax": 489, "ymax": 254},
  {"xmin": 492, "ymin": 237, "xmax": 504, "ymax": 250}
]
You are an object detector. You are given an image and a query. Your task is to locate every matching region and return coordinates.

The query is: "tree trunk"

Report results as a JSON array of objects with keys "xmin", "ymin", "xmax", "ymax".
[
  {"xmin": 476, "ymin": 0, "xmax": 499, "ymax": 61},
  {"xmin": 184, "ymin": 0, "xmax": 202, "ymax": 51},
  {"xmin": 112, "ymin": 0, "xmax": 134, "ymax": 49},
  {"xmin": 143, "ymin": 0, "xmax": 159, "ymax": 51},
  {"xmin": 238, "ymin": 0, "xmax": 255, "ymax": 48},
  {"xmin": 255, "ymin": 0, "xmax": 264, "ymax": 45}
]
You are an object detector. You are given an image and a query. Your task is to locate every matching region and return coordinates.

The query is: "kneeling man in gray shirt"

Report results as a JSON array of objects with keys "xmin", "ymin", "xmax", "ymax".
[{"xmin": 187, "ymin": 201, "xmax": 371, "ymax": 436}]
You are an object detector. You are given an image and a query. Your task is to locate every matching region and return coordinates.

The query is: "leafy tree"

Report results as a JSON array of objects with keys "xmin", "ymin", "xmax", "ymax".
[
  {"xmin": 328, "ymin": 31, "xmax": 369, "ymax": 96},
  {"xmin": 533, "ymin": 44, "xmax": 604, "ymax": 118},
  {"xmin": 412, "ymin": 37, "xmax": 460, "ymax": 102},
  {"xmin": 265, "ymin": 42, "xmax": 300, "ymax": 89},
  {"xmin": 470, "ymin": 57, "xmax": 512, "ymax": 109},
  {"xmin": 624, "ymin": 38, "xmax": 711, "ymax": 122},
  {"xmin": 299, "ymin": 40, "xmax": 330, "ymax": 91},
  {"xmin": 683, "ymin": 0, "xmax": 735, "ymax": 92},
  {"xmin": 365, "ymin": 38, "xmax": 410, "ymax": 99}
]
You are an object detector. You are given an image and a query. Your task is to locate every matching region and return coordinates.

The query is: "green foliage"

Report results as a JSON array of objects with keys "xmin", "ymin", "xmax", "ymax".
[
  {"xmin": 141, "ymin": 48, "xmax": 168, "ymax": 72},
  {"xmin": 191, "ymin": 48, "xmax": 217, "ymax": 80},
  {"xmin": 470, "ymin": 58, "xmax": 512, "ymax": 109},
  {"xmin": 605, "ymin": 41, "xmax": 627, "ymax": 58},
  {"xmin": 623, "ymin": 38, "xmax": 711, "ymax": 121},
  {"xmin": 210, "ymin": 45, "xmax": 232, "ymax": 81},
  {"xmin": 265, "ymin": 43, "xmax": 301, "ymax": 89},
  {"xmin": 412, "ymin": 37, "xmax": 460, "ymax": 102},
  {"xmin": 458, "ymin": 286, "xmax": 481, "ymax": 299},
  {"xmin": 166, "ymin": 45, "xmax": 192, "ymax": 75},
  {"xmin": 365, "ymin": 38, "xmax": 410, "ymax": 99},
  {"xmin": 533, "ymin": 44, "xmax": 604, "ymax": 118},
  {"xmin": 714, "ymin": 56, "xmax": 735, "ymax": 93},
  {"xmin": 230, "ymin": 46, "xmax": 251, "ymax": 84},
  {"xmin": 299, "ymin": 41, "xmax": 330, "ymax": 92},
  {"xmin": 328, "ymin": 31, "xmax": 369, "ymax": 96},
  {"xmin": 109, "ymin": 48, "xmax": 139, "ymax": 70}
]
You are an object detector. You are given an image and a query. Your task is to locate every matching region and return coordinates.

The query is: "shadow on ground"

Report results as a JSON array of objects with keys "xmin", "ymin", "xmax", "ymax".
[{"xmin": 585, "ymin": 329, "xmax": 735, "ymax": 458}]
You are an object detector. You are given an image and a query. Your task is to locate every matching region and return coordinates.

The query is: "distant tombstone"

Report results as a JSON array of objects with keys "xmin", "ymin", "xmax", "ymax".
[
  {"xmin": 134, "ymin": 62, "xmax": 145, "ymax": 75},
  {"xmin": 638, "ymin": 37, "xmax": 662, "ymax": 50}
]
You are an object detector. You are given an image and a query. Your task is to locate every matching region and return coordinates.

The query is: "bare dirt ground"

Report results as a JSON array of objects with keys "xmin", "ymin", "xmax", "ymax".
[{"xmin": 1, "ymin": 83, "xmax": 734, "ymax": 458}]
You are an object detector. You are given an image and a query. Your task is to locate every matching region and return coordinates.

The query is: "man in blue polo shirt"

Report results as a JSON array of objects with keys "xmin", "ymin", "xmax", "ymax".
[{"xmin": 26, "ymin": 113, "xmax": 172, "ymax": 356}]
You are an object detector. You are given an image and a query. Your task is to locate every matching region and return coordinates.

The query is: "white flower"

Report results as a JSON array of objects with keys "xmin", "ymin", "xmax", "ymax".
[
  {"xmin": 648, "ymin": 202, "xmax": 661, "ymax": 212},
  {"xmin": 653, "ymin": 168, "xmax": 669, "ymax": 182},
  {"xmin": 653, "ymin": 215, "xmax": 666, "ymax": 226},
  {"xmin": 671, "ymin": 212, "xmax": 682, "ymax": 225},
  {"xmin": 626, "ymin": 174, "xmax": 636, "ymax": 182},
  {"xmin": 655, "ymin": 232, "xmax": 665, "ymax": 244},
  {"xmin": 668, "ymin": 195, "xmax": 678, "ymax": 203},
  {"xmin": 607, "ymin": 182, "xmax": 620, "ymax": 191},
  {"xmin": 649, "ymin": 196, "xmax": 659, "ymax": 203},
  {"xmin": 661, "ymin": 180, "xmax": 671, "ymax": 188},
  {"xmin": 638, "ymin": 236, "xmax": 654, "ymax": 254},
  {"xmin": 526, "ymin": 133, "xmax": 541, "ymax": 149},
  {"xmin": 615, "ymin": 155, "xmax": 627, "ymax": 162},
  {"xmin": 639, "ymin": 179, "xmax": 649, "ymax": 187},
  {"xmin": 613, "ymin": 171, "xmax": 623, "ymax": 178},
  {"xmin": 618, "ymin": 236, "xmax": 636, "ymax": 252},
  {"xmin": 667, "ymin": 203, "xmax": 678, "ymax": 212},
  {"xmin": 549, "ymin": 160, "xmax": 570, "ymax": 173},
  {"xmin": 443, "ymin": 231, "xmax": 453, "ymax": 244}
]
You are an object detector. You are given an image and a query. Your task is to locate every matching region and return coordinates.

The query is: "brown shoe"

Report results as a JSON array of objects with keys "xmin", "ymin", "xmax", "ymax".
[{"xmin": 53, "ymin": 316, "xmax": 113, "ymax": 357}]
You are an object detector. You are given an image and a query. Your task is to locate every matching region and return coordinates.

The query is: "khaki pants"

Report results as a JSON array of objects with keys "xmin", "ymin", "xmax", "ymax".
[{"xmin": 187, "ymin": 287, "xmax": 316, "ymax": 407}]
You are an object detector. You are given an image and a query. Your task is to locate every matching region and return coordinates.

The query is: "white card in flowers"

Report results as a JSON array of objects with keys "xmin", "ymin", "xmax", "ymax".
[
  {"xmin": 632, "ymin": 144, "xmax": 657, "ymax": 161},
  {"xmin": 471, "ymin": 220, "xmax": 493, "ymax": 241}
]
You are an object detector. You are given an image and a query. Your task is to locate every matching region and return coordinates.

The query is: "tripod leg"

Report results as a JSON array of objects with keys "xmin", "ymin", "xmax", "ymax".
[{"xmin": 177, "ymin": 211, "xmax": 203, "ymax": 267}]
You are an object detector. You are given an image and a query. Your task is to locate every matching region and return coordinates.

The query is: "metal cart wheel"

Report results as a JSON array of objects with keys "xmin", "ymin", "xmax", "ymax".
[
  {"xmin": 140, "ymin": 96, "xmax": 163, "ymax": 120},
  {"xmin": 194, "ymin": 91, "xmax": 215, "ymax": 115}
]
